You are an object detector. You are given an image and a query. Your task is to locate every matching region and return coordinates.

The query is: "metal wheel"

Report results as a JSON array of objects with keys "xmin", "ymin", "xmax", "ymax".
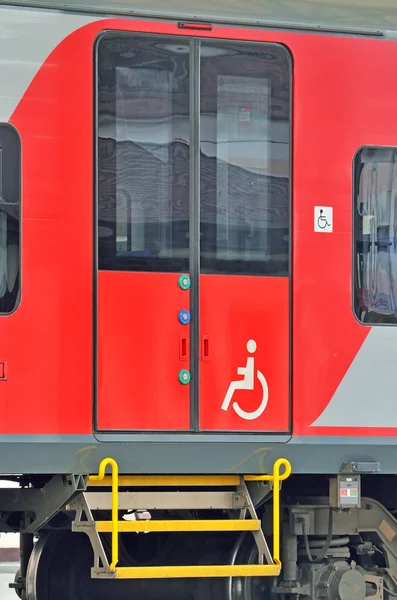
[
  {"xmin": 25, "ymin": 529, "xmax": 248, "ymax": 600},
  {"xmin": 227, "ymin": 532, "xmax": 277, "ymax": 600}
]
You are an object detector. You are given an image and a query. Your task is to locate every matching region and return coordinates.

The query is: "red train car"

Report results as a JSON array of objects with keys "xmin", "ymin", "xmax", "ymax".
[{"xmin": 1, "ymin": 0, "xmax": 397, "ymax": 598}]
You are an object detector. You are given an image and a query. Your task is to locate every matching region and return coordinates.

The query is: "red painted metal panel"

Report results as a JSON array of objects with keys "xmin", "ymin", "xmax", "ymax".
[
  {"xmin": 1, "ymin": 24, "xmax": 98, "ymax": 434},
  {"xmin": 199, "ymin": 275, "xmax": 289, "ymax": 431},
  {"xmin": 3, "ymin": 13, "xmax": 397, "ymax": 436},
  {"xmin": 97, "ymin": 271, "xmax": 190, "ymax": 430},
  {"xmin": 291, "ymin": 35, "xmax": 397, "ymax": 436}
]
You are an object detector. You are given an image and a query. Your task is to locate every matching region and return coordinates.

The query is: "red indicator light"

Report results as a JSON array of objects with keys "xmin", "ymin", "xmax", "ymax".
[{"xmin": 178, "ymin": 22, "xmax": 212, "ymax": 31}]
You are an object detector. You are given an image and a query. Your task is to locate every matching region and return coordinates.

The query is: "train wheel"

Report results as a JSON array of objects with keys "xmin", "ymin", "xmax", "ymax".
[
  {"xmin": 25, "ymin": 529, "xmax": 273, "ymax": 600},
  {"xmin": 228, "ymin": 533, "xmax": 276, "ymax": 600}
]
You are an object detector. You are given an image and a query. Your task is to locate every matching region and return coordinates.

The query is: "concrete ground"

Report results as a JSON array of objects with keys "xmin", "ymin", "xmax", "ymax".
[{"xmin": 0, "ymin": 563, "xmax": 19, "ymax": 599}]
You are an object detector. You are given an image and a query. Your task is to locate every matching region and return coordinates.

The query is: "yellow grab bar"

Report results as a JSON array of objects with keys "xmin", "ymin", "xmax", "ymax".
[
  {"xmin": 89, "ymin": 458, "xmax": 119, "ymax": 571},
  {"xmin": 88, "ymin": 456, "xmax": 291, "ymax": 574},
  {"xmin": 244, "ymin": 458, "xmax": 292, "ymax": 562}
]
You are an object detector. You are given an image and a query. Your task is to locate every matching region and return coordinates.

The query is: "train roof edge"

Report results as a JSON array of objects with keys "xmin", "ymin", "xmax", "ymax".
[{"xmin": 1, "ymin": 0, "xmax": 397, "ymax": 36}]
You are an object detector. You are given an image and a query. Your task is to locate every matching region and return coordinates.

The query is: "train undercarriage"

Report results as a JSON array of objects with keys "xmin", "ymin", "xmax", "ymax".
[{"xmin": 2, "ymin": 460, "xmax": 397, "ymax": 600}]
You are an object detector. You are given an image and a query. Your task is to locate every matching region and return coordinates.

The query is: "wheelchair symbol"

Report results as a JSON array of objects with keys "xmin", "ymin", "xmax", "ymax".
[
  {"xmin": 221, "ymin": 340, "xmax": 269, "ymax": 421},
  {"xmin": 316, "ymin": 208, "xmax": 332, "ymax": 230},
  {"xmin": 317, "ymin": 209, "xmax": 330, "ymax": 229}
]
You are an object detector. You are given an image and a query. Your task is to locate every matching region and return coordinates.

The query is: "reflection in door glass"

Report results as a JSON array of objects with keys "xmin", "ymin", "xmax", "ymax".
[
  {"xmin": 200, "ymin": 42, "xmax": 291, "ymax": 276},
  {"xmin": 97, "ymin": 35, "xmax": 190, "ymax": 272}
]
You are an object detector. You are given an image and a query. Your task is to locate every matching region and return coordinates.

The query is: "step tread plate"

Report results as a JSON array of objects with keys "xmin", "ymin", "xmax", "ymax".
[
  {"xmin": 112, "ymin": 564, "xmax": 281, "ymax": 578},
  {"xmin": 96, "ymin": 519, "xmax": 260, "ymax": 533}
]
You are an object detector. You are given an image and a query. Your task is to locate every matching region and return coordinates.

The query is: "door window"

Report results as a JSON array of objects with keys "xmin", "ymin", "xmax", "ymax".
[
  {"xmin": 200, "ymin": 42, "xmax": 290, "ymax": 276},
  {"xmin": 97, "ymin": 35, "xmax": 190, "ymax": 273}
]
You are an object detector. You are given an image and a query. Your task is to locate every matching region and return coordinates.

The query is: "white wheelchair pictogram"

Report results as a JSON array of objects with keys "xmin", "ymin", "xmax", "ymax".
[{"xmin": 221, "ymin": 339, "xmax": 269, "ymax": 421}]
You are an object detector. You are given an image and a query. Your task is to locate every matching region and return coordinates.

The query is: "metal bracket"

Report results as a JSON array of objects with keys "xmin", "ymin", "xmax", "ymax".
[
  {"xmin": 0, "ymin": 474, "xmax": 89, "ymax": 533},
  {"xmin": 340, "ymin": 461, "xmax": 380, "ymax": 474},
  {"xmin": 245, "ymin": 480, "xmax": 273, "ymax": 508},
  {"xmin": 70, "ymin": 493, "xmax": 110, "ymax": 572},
  {"xmin": 236, "ymin": 477, "xmax": 273, "ymax": 565}
]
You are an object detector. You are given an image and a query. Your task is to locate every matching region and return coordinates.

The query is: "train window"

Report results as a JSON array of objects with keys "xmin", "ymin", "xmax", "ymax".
[
  {"xmin": 0, "ymin": 124, "xmax": 21, "ymax": 314},
  {"xmin": 97, "ymin": 35, "xmax": 190, "ymax": 272},
  {"xmin": 354, "ymin": 146, "xmax": 397, "ymax": 324},
  {"xmin": 200, "ymin": 42, "xmax": 291, "ymax": 276}
]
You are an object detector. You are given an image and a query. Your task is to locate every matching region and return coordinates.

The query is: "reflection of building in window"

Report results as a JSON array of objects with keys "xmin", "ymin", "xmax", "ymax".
[
  {"xmin": 200, "ymin": 43, "xmax": 290, "ymax": 276},
  {"xmin": 97, "ymin": 36, "xmax": 290, "ymax": 276},
  {"xmin": 97, "ymin": 36, "xmax": 189, "ymax": 272},
  {"xmin": 355, "ymin": 147, "xmax": 397, "ymax": 324},
  {"xmin": 215, "ymin": 75, "xmax": 270, "ymax": 262}
]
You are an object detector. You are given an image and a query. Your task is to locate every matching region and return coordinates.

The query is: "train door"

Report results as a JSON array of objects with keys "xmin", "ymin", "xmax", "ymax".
[
  {"xmin": 198, "ymin": 41, "xmax": 291, "ymax": 432},
  {"xmin": 95, "ymin": 32, "xmax": 291, "ymax": 433},
  {"xmin": 95, "ymin": 34, "xmax": 191, "ymax": 430}
]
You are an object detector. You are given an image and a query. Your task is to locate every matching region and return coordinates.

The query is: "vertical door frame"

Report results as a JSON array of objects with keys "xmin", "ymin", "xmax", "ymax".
[{"xmin": 188, "ymin": 39, "xmax": 201, "ymax": 431}]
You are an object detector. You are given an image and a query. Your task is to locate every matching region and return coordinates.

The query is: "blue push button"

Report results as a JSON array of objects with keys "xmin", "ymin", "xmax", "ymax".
[{"xmin": 178, "ymin": 309, "xmax": 191, "ymax": 325}]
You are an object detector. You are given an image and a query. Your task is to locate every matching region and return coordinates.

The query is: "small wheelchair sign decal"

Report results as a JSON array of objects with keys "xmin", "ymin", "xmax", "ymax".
[
  {"xmin": 221, "ymin": 340, "xmax": 269, "ymax": 420},
  {"xmin": 314, "ymin": 206, "xmax": 333, "ymax": 233}
]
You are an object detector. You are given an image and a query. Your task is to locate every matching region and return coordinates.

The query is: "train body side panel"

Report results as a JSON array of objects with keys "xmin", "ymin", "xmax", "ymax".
[
  {"xmin": 0, "ymin": 11, "xmax": 99, "ymax": 434},
  {"xmin": 0, "ymin": 8, "xmax": 396, "ymax": 437}
]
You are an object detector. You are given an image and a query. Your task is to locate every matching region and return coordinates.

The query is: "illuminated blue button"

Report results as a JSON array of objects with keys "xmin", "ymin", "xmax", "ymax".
[
  {"xmin": 178, "ymin": 309, "xmax": 191, "ymax": 325},
  {"xmin": 178, "ymin": 369, "xmax": 191, "ymax": 385},
  {"xmin": 178, "ymin": 274, "xmax": 191, "ymax": 290}
]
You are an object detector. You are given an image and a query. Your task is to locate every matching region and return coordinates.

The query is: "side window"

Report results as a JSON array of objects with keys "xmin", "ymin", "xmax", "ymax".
[
  {"xmin": 97, "ymin": 35, "xmax": 190, "ymax": 273},
  {"xmin": 354, "ymin": 146, "xmax": 397, "ymax": 324},
  {"xmin": 199, "ymin": 42, "xmax": 291, "ymax": 276},
  {"xmin": 0, "ymin": 124, "xmax": 21, "ymax": 314}
]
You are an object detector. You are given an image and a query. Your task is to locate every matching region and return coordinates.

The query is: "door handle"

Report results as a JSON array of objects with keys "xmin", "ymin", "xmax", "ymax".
[
  {"xmin": 179, "ymin": 335, "xmax": 189, "ymax": 361},
  {"xmin": 201, "ymin": 335, "xmax": 210, "ymax": 361}
]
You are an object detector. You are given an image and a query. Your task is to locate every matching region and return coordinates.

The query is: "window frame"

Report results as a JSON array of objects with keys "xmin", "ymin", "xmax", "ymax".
[
  {"xmin": 353, "ymin": 144, "xmax": 397, "ymax": 326},
  {"xmin": 0, "ymin": 123, "xmax": 22, "ymax": 316}
]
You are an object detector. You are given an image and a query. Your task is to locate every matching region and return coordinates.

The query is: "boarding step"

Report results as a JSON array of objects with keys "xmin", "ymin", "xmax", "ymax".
[
  {"xmin": 70, "ymin": 457, "xmax": 291, "ymax": 580},
  {"xmin": 94, "ymin": 564, "xmax": 281, "ymax": 579},
  {"xmin": 96, "ymin": 518, "xmax": 261, "ymax": 533}
]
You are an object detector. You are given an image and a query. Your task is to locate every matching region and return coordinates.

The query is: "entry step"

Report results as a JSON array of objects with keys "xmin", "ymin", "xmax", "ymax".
[
  {"xmin": 70, "ymin": 457, "xmax": 292, "ymax": 580},
  {"xmin": 93, "ymin": 564, "xmax": 281, "ymax": 579},
  {"xmin": 95, "ymin": 519, "xmax": 260, "ymax": 533}
]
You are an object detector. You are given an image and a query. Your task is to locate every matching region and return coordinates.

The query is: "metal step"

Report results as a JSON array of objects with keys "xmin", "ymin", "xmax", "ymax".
[
  {"xmin": 70, "ymin": 456, "xmax": 292, "ymax": 580},
  {"xmin": 94, "ymin": 564, "xmax": 281, "ymax": 579},
  {"xmin": 87, "ymin": 474, "xmax": 242, "ymax": 487},
  {"xmin": 96, "ymin": 518, "xmax": 261, "ymax": 533}
]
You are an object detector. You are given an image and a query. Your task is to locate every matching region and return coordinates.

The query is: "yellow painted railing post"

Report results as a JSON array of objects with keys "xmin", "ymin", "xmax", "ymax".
[
  {"xmin": 89, "ymin": 458, "xmax": 119, "ymax": 571},
  {"xmin": 244, "ymin": 457, "xmax": 291, "ymax": 568},
  {"xmin": 271, "ymin": 458, "xmax": 291, "ymax": 564}
]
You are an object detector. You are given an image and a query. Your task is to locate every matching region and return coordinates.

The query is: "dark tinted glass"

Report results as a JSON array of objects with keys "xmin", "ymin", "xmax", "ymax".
[
  {"xmin": 0, "ymin": 125, "xmax": 20, "ymax": 314},
  {"xmin": 200, "ymin": 43, "xmax": 290, "ymax": 276},
  {"xmin": 354, "ymin": 146, "xmax": 397, "ymax": 324},
  {"xmin": 97, "ymin": 35, "xmax": 190, "ymax": 272}
]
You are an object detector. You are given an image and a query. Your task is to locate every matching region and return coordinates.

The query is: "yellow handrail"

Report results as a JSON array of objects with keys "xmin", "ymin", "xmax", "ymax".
[
  {"xmin": 244, "ymin": 457, "xmax": 292, "ymax": 562},
  {"xmin": 89, "ymin": 457, "xmax": 119, "ymax": 571},
  {"xmin": 88, "ymin": 456, "xmax": 291, "ymax": 574}
]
